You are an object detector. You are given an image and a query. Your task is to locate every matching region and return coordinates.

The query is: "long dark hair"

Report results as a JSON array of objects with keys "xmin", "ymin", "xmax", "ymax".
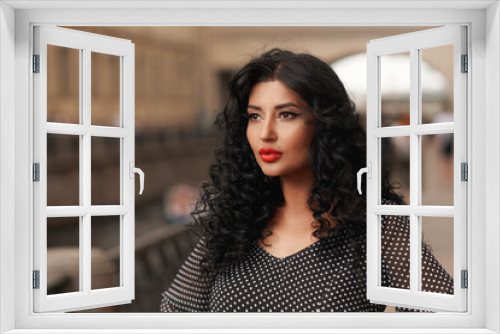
[{"xmin": 190, "ymin": 48, "xmax": 404, "ymax": 278}]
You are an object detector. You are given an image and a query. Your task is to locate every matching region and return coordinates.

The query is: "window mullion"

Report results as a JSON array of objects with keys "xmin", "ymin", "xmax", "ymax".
[
  {"xmin": 82, "ymin": 47, "xmax": 92, "ymax": 294},
  {"xmin": 453, "ymin": 26, "xmax": 468, "ymax": 303},
  {"xmin": 79, "ymin": 44, "xmax": 84, "ymax": 294},
  {"xmin": 122, "ymin": 50, "xmax": 135, "ymax": 293},
  {"xmin": 33, "ymin": 27, "xmax": 49, "ymax": 303},
  {"xmin": 365, "ymin": 47, "xmax": 379, "ymax": 296},
  {"xmin": 409, "ymin": 47, "xmax": 420, "ymax": 295}
]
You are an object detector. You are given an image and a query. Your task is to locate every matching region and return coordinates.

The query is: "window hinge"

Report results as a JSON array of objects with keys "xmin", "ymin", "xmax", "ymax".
[
  {"xmin": 461, "ymin": 162, "xmax": 468, "ymax": 181},
  {"xmin": 461, "ymin": 54, "xmax": 468, "ymax": 73},
  {"xmin": 461, "ymin": 270, "xmax": 468, "ymax": 289},
  {"xmin": 33, "ymin": 270, "xmax": 40, "ymax": 289},
  {"xmin": 33, "ymin": 163, "xmax": 40, "ymax": 182},
  {"xmin": 33, "ymin": 54, "xmax": 40, "ymax": 73}
]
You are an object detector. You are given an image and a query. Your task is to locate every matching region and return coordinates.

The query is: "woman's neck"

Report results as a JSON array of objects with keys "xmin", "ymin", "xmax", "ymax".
[
  {"xmin": 268, "ymin": 170, "xmax": 336, "ymax": 234},
  {"xmin": 278, "ymin": 173, "xmax": 314, "ymax": 215},
  {"xmin": 268, "ymin": 171, "xmax": 316, "ymax": 232}
]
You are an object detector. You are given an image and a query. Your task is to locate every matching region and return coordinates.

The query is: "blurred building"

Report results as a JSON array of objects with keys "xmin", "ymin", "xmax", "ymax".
[{"xmin": 50, "ymin": 26, "xmax": 453, "ymax": 128}]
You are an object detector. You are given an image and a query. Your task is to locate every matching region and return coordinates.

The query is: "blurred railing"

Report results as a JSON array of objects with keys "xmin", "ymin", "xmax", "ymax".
[
  {"xmin": 47, "ymin": 126, "xmax": 220, "ymax": 170},
  {"xmin": 106, "ymin": 224, "xmax": 201, "ymax": 312},
  {"xmin": 47, "ymin": 127, "xmax": 220, "ymax": 208},
  {"xmin": 46, "ymin": 126, "xmax": 215, "ymax": 311}
]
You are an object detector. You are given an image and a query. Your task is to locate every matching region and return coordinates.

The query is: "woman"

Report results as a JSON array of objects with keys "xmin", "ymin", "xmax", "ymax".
[{"xmin": 160, "ymin": 48, "xmax": 453, "ymax": 312}]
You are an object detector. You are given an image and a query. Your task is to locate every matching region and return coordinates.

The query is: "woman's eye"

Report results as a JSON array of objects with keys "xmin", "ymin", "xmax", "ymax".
[
  {"xmin": 246, "ymin": 113, "xmax": 260, "ymax": 120},
  {"xmin": 279, "ymin": 111, "xmax": 298, "ymax": 119}
]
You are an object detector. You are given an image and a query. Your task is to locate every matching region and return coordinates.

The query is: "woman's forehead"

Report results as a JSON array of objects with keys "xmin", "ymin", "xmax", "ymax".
[{"xmin": 247, "ymin": 81, "xmax": 311, "ymax": 110}]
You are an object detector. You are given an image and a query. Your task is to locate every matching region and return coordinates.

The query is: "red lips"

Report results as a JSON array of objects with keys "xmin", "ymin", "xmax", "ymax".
[{"xmin": 259, "ymin": 148, "xmax": 283, "ymax": 162}]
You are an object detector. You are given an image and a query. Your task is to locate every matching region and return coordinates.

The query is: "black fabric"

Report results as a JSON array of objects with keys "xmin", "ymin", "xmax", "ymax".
[{"xmin": 160, "ymin": 212, "xmax": 454, "ymax": 312}]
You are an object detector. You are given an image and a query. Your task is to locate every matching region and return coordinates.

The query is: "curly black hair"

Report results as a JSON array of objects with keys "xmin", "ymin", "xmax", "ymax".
[{"xmin": 190, "ymin": 48, "xmax": 405, "ymax": 278}]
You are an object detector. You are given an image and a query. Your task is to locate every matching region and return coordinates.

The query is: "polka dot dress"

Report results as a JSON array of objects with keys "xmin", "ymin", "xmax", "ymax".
[{"xmin": 160, "ymin": 210, "xmax": 454, "ymax": 312}]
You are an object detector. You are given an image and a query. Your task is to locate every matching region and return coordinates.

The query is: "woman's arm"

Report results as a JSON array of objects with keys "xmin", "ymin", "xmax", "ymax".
[
  {"xmin": 380, "ymin": 213, "xmax": 454, "ymax": 312},
  {"xmin": 160, "ymin": 237, "xmax": 211, "ymax": 312}
]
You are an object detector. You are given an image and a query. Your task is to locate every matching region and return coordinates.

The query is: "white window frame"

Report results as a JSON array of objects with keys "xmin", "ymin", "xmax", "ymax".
[
  {"xmin": 33, "ymin": 25, "xmax": 136, "ymax": 313},
  {"xmin": 0, "ymin": 1, "xmax": 498, "ymax": 333},
  {"xmin": 365, "ymin": 26, "xmax": 468, "ymax": 312}
]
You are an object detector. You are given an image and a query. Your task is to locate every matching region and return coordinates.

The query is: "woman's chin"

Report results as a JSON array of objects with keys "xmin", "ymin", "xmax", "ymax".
[
  {"xmin": 259, "ymin": 168, "xmax": 282, "ymax": 178},
  {"xmin": 262, "ymin": 172, "xmax": 281, "ymax": 178}
]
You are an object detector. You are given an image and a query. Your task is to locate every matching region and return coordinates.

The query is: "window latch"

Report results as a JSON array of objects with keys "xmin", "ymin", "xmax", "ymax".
[
  {"xmin": 129, "ymin": 162, "xmax": 144, "ymax": 195},
  {"xmin": 357, "ymin": 162, "xmax": 372, "ymax": 195}
]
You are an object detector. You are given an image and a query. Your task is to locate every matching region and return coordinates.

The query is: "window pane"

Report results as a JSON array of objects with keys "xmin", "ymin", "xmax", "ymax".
[
  {"xmin": 47, "ymin": 217, "xmax": 80, "ymax": 295},
  {"xmin": 91, "ymin": 215, "xmax": 120, "ymax": 290},
  {"xmin": 91, "ymin": 52, "xmax": 121, "ymax": 127},
  {"xmin": 421, "ymin": 134, "xmax": 454, "ymax": 206},
  {"xmin": 381, "ymin": 137, "xmax": 410, "ymax": 204},
  {"xmin": 421, "ymin": 216, "xmax": 454, "ymax": 295},
  {"xmin": 47, "ymin": 133, "xmax": 80, "ymax": 206},
  {"xmin": 91, "ymin": 137, "xmax": 121, "ymax": 205},
  {"xmin": 421, "ymin": 45, "xmax": 454, "ymax": 124},
  {"xmin": 380, "ymin": 52, "xmax": 410, "ymax": 128},
  {"xmin": 381, "ymin": 215, "xmax": 410, "ymax": 291},
  {"xmin": 47, "ymin": 45, "xmax": 80, "ymax": 124}
]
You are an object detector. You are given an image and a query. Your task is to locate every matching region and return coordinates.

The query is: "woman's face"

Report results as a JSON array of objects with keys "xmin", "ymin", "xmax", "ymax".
[{"xmin": 246, "ymin": 80, "xmax": 317, "ymax": 179}]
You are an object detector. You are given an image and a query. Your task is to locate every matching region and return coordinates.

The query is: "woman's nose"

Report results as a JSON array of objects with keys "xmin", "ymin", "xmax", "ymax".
[{"xmin": 260, "ymin": 118, "xmax": 277, "ymax": 141}]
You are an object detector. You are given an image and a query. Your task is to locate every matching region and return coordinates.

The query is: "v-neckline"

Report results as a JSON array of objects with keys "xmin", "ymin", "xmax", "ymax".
[{"xmin": 254, "ymin": 238, "xmax": 323, "ymax": 261}]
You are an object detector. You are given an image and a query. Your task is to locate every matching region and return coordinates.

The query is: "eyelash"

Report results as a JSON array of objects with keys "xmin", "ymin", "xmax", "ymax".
[{"xmin": 246, "ymin": 111, "xmax": 300, "ymax": 121}]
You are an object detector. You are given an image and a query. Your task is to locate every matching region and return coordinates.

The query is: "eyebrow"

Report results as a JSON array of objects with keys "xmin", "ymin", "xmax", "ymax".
[{"xmin": 247, "ymin": 102, "xmax": 302, "ymax": 111}]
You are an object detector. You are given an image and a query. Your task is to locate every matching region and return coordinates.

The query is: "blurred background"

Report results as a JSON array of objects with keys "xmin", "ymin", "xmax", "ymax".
[{"xmin": 45, "ymin": 26, "xmax": 455, "ymax": 312}]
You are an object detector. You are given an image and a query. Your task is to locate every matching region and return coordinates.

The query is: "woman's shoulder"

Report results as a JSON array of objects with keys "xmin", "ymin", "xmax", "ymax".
[
  {"xmin": 380, "ymin": 198, "xmax": 410, "ymax": 230},
  {"xmin": 193, "ymin": 236, "xmax": 209, "ymax": 253},
  {"xmin": 178, "ymin": 235, "xmax": 209, "ymax": 265},
  {"xmin": 380, "ymin": 198, "xmax": 402, "ymax": 206}
]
